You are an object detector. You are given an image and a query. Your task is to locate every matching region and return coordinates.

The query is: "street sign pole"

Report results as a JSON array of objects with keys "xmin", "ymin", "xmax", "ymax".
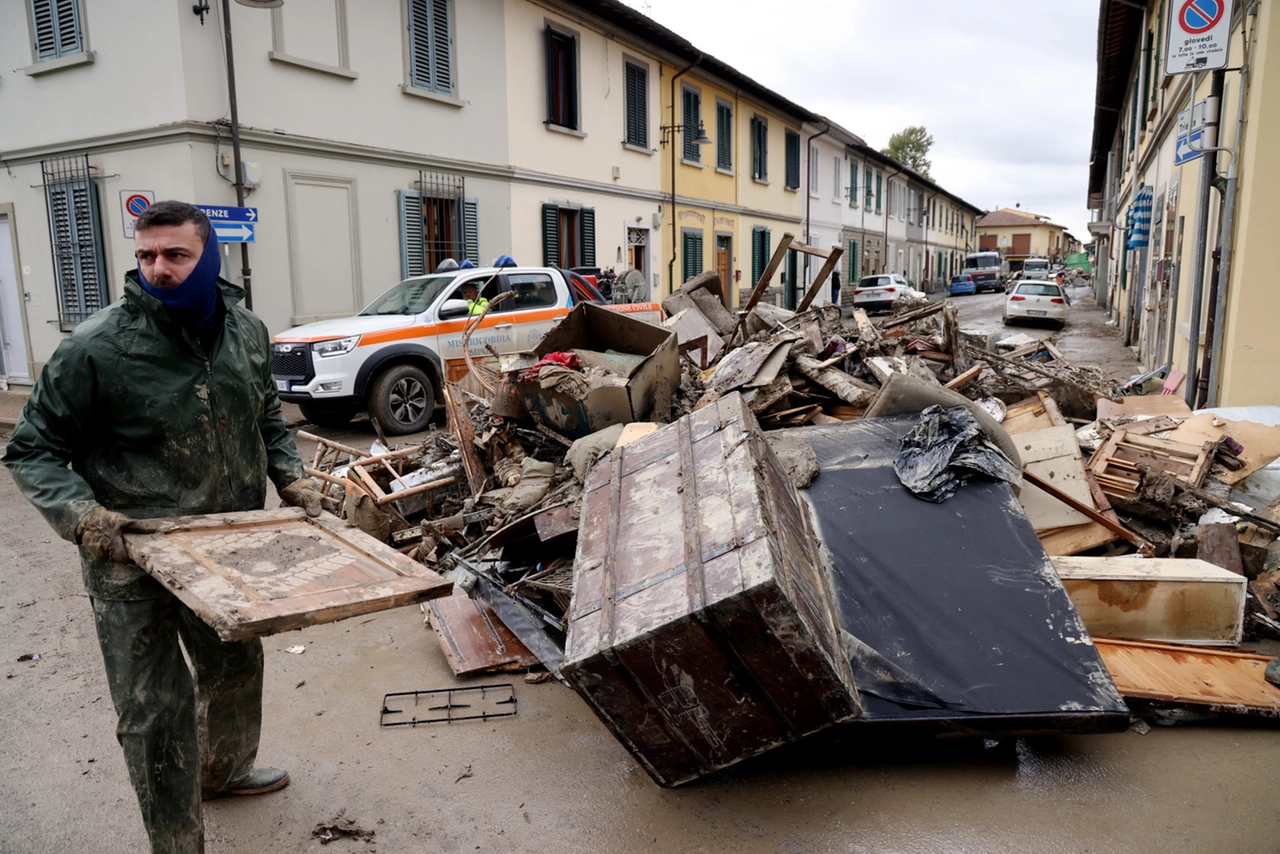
[{"xmin": 221, "ymin": 0, "xmax": 253, "ymax": 311}]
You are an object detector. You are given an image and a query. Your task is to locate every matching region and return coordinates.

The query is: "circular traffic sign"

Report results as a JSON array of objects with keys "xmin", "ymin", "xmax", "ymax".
[
  {"xmin": 1179, "ymin": 0, "xmax": 1223, "ymax": 34},
  {"xmin": 125, "ymin": 194, "xmax": 151, "ymax": 217}
]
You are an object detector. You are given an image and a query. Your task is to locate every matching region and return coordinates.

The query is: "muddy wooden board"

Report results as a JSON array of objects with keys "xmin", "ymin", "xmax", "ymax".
[
  {"xmin": 426, "ymin": 589, "xmax": 540, "ymax": 676},
  {"xmin": 124, "ymin": 508, "xmax": 452, "ymax": 641},
  {"xmin": 1016, "ymin": 425, "xmax": 1093, "ymax": 531},
  {"xmin": 1095, "ymin": 395, "xmax": 1192, "ymax": 420},
  {"xmin": 1094, "ymin": 638, "xmax": 1280, "ymax": 716}
]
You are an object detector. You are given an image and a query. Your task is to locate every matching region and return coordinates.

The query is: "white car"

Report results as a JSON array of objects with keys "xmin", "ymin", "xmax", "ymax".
[
  {"xmin": 1004, "ymin": 280, "xmax": 1068, "ymax": 328},
  {"xmin": 853, "ymin": 274, "xmax": 926, "ymax": 312}
]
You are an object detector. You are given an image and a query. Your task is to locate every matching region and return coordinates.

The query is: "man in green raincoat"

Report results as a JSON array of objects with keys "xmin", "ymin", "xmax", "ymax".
[{"xmin": 3, "ymin": 200, "xmax": 325, "ymax": 853}]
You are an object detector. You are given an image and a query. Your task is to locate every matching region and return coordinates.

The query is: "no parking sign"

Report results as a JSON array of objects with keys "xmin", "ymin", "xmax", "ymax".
[
  {"xmin": 119, "ymin": 190, "xmax": 155, "ymax": 238},
  {"xmin": 1166, "ymin": 0, "xmax": 1232, "ymax": 74}
]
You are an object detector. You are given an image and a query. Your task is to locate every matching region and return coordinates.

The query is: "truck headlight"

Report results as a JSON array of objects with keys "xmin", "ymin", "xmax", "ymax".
[{"xmin": 312, "ymin": 335, "xmax": 361, "ymax": 358}]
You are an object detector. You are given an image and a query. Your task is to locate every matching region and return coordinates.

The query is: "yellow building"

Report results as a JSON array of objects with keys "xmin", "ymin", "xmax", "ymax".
[
  {"xmin": 973, "ymin": 208, "xmax": 1070, "ymax": 271},
  {"xmin": 1089, "ymin": 0, "xmax": 1280, "ymax": 406}
]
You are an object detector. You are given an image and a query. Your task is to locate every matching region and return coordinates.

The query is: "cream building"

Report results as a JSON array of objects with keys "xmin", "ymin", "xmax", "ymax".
[{"xmin": 974, "ymin": 208, "xmax": 1071, "ymax": 272}]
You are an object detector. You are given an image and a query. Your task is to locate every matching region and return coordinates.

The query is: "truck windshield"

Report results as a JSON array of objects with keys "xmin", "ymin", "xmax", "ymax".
[
  {"xmin": 1024, "ymin": 261, "xmax": 1050, "ymax": 273},
  {"xmin": 360, "ymin": 273, "xmax": 461, "ymax": 316},
  {"xmin": 965, "ymin": 254, "xmax": 1000, "ymax": 271}
]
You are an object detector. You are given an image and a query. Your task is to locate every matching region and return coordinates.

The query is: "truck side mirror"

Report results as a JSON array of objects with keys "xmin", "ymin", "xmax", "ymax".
[{"xmin": 439, "ymin": 299, "xmax": 470, "ymax": 320}]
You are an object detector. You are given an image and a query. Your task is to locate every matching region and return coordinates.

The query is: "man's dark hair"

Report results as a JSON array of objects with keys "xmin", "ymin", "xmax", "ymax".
[{"xmin": 135, "ymin": 200, "xmax": 211, "ymax": 242}]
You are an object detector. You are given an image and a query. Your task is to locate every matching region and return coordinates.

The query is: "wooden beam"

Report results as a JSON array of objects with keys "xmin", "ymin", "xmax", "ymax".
[
  {"xmin": 945, "ymin": 362, "xmax": 985, "ymax": 390},
  {"xmin": 1022, "ymin": 468, "xmax": 1150, "ymax": 551},
  {"xmin": 732, "ymin": 232, "xmax": 796, "ymax": 344},
  {"xmin": 795, "ymin": 246, "xmax": 844, "ymax": 312}
]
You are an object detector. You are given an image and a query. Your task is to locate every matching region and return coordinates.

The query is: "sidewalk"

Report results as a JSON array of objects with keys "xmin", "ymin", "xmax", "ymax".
[{"xmin": 0, "ymin": 387, "xmax": 30, "ymax": 433}]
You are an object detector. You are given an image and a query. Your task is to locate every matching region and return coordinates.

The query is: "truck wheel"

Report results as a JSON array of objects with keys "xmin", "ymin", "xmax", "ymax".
[
  {"xmin": 368, "ymin": 364, "xmax": 434, "ymax": 435},
  {"xmin": 298, "ymin": 400, "xmax": 358, "ymax": 428}
]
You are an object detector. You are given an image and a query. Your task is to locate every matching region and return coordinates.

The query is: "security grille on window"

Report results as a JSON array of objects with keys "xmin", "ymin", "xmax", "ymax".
[
  {"xmin": 541, "ymin": 204, "xmax": 595, "ymax": 268},
  {"xmin": 398, "ymin": 170, "xmax": 477, "ymax": 278},
  {"xmin": 624, "ymin": 62, "xmax": 647, "ymax": 147},
  {"xmin": 407, "ymin": 0, "xmax": 453, "ymax": 95},
  {"xmin": 545, "ymin": 26, "xmax": 578, "ymax": 130},
  {"xmin": 30, "ymin": 0, "xmax": 84, "ymax": 61},
  {"xmin": 40, "ymin": 154, "xmax": 107, "ymax": 328}
]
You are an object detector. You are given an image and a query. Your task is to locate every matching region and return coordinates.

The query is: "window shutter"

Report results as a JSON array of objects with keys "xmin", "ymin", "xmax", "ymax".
[
  {"xmin": 682, "ymin": 88, "xmax": 700, "ymax": 162},
  {"xmin": 682, "ymin": 232, "xmax": 703, "ymax": 284},
  {"xmin": 544, "ymin": 26, "xmax": 555, "ymax": 123},
  {"xmin": 430, "ymin": 0, "xmax": 452, "ymax": 95},
  {"xmin": 848, "ymin": 162, "xmax": 857, "ymax": 207},
  {"xmin": 462, "ymin": 197, "xmax": 479, "ymax": 265},
  {"xmin": 32, "ymin": 0, "xmax": 81, "ymax": 60},
  {"xmin": 716, "ymin": 102, "xmax": 731, "ymax": 170},
  {"xmin": 625, "ymin": 63, "xmax": 647, "ymax": 147},
  {"xmin": 580, "ymin": 207, "xmax": 595, "ymax": 267},
  {"xmin": 398, "ymin": 190, "xmax": 425, "ymax": 279},
  {"xmin": 542, "ymin": 203, "xmax": 560, "ymax": 267},
  {"xmin": 785, "ymin": 131, "xmax": 800, "ymax": 189},
  {"xmin": 751, "ymin": 228, "xmax": 762, "ymax": 285},
  {"xmin": 875, "ymin": 173, "xmax": 882, "ymax": 213}
]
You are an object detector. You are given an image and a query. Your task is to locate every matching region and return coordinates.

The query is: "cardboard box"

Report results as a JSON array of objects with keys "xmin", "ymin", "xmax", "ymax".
[{"xmin": 518, "ymin": 302, "xmax": 679, "ymax": 439}]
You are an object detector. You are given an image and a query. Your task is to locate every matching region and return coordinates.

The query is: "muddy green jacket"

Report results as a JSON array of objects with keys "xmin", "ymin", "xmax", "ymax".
[{"xmin": 3, "ymin": 274, "xmax": 304, "ymax": 599}]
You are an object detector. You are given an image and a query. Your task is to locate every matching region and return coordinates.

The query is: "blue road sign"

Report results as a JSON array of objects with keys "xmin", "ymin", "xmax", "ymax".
[
  {"xmin": 1174, "ymin": 129, "xmax": 1205, "ymax": 165},
  {"xmin": 196, "ymin": 204, "xmax": 258, "ymax": 243}
]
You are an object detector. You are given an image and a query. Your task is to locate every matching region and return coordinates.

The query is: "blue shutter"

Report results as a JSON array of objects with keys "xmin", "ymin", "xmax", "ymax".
[
  {"xmin": 398, "ymin": 190, "xmax": 425, "ymax": 279},
  {"xmin": 31, "ymin": 0, "xmax": 82, "ymax": 60},
  {"xmin": 580, "ymin": 207, "xmax": 595, "ymax": 267},
  {"xmin": 462, "ymin": 198, "xmax": 479, "ymax": 265},
  {"xmin": 408, "ymin": 0, "xmax": 452, "ymax": 94},
  {"xmin": 542, "ymin": 204, "xmax": 560, "ymax": 267},
  {"xmin": 45, "ymin": 178, "xmax": 106, "ymax": 325}
]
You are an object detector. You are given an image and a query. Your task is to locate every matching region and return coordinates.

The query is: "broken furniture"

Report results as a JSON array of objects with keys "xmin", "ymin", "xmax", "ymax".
[
  {"xmin": 1094, "ymin": 639, "xmax": 1280, "ymax": 717},
  {"xmin": 563, "ymin": 393, "xmax": 859, "ymax": 787},
  {"xmin": 1089, "ymin": 429, "xmax": 1214, "ymax": 499},
  {"xmin": 1052, "ymin": 556, "xmax": 1246, "ymax": 646},
  {"xmin": 123, "ymin": 508, "xmax": 452, "ymax": 641}
]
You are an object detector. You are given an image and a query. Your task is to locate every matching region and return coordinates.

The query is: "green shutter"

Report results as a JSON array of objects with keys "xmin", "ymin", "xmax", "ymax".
[
  {"xmin": 875, "ymin": 173, "xmax": 882, "ymax": 213},
  {"xmin": 580, "ymin": 207, "xmax": 595, "ymax": 267},
  {"xmin": 625, "ymin": 63, "xmax": 647, "ymax": 147},
  {"xmin": 542, "ymin": 203, "xmax": 560, "ymax": 267},
  {"xmin": 848, "ymin": 163, "xmax": 856, "ymax": 207},
  {"xmin": 398, "ymin": 189, "xmax": 425, "ymax": 279},
  {"xmin": 716, "ymin": 102, "xmax": 732, "ymax": 170},
  {"xmin": 462, "ymin": 198, "xmax": 479, "ymax": 265},
  {"xmin": 750, "ymin": 117, "xmax": 768, "ymax": 181},
  {"xmin": 682, "ymin": 231, "xmax": 703, "ymax": 284},
  {"xmin": 784, "ymin": 131, "xmax": 800, "ymax": 189},
  {"xmin": 409, "ymin": 0, "xmax": 452, "ymax": 94},
  {"xmin": 682, "ymin": 87, "xmax": 701, "ymax": 163},
  {"xmin": 846, "ymin": 240, "xmax": 858, "ymax": 283},
  {"xmin": 751, "ymin": 228, "xmax": 762, "ymax": 285}
]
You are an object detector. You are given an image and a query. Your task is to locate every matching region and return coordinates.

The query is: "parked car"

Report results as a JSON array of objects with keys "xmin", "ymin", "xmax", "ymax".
[
  {"xmin": 949, "ymin": 273, "xmax": 976, "ymax": 296},
  {"xmin": 271, "ymin": 264, "xmax": 662, "ymax": 434},
  {"xmin": 854, "ymin": 274, "xmax": 926, "ymax": 312},
  {"xmin": 1004, "ymin": 280, "xmax": 1069, "ymax": 329}
]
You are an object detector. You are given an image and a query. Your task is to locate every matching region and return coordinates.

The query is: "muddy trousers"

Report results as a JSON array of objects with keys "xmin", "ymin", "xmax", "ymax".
[{"xmin": 89, "ymin": 594, "xmax": 264, "ymax": 854}]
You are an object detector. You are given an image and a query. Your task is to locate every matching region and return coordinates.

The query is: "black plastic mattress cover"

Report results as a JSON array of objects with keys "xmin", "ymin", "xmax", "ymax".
[{"xmin": 791, "ymin": 417, "xmax": 1129, "ymax": 728}]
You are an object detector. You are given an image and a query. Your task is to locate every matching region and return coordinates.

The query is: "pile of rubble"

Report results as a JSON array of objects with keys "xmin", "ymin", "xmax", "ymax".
[{"xmin": 299, "ymin": 245, "xmax": 1280, "ymax": 786}]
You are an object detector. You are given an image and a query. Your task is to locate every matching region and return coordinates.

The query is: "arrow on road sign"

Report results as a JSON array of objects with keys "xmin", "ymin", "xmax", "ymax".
[
  {"xmin": 1174, "ymin": 131, "xmax": 1205, "ymax": 165},
  {"xmin": 214, "ymin": 223, "xmax": 255, "ymax": 242}
]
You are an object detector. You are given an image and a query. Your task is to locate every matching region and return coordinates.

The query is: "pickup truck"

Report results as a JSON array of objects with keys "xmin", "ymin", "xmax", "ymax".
[{"xmin": 271, "ymin": 265, "xmax": 663, "ymax": 434}]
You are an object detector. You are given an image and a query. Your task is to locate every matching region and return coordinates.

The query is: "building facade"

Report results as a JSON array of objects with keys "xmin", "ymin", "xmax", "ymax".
[{"xmin": 974, "ymin": 208, "xmax": 1071, "ymax": 272}]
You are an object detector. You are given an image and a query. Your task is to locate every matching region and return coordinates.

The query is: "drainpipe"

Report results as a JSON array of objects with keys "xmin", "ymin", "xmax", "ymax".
[
  {"xmin": 1205, "ymin": 1, "xmax": 1259, "ymax": 407},
  {"xmin": 803, "ymin": 122, "xmax": 831, "ymax": 288},
  {"xmin": 1184, "ymin": 70, "xmax": 1224, "ymax": 407},
  {"xmin": 666, "ymin": 53, "xmax": 702, "ymax": 294}
]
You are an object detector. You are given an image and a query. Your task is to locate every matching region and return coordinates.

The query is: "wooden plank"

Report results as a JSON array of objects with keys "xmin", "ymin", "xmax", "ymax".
[
  {"xmin": 1168, "ymin": 413, "xmax": 1280, "ymax": 485},
  {"xmin": 426, "ymin": 589, "xmax": 540, "ymax": 676},
  {"xmin": 124, "ymin": 508, "xmax": 452, "ymax": 642},
  {"xmin": 795, "ymin": 245, "xmax": 844, "ymax": 312},
  {"xmin": 1002, "ymin": 393, "xmax": 1067, "ymax": 435},
  {"xmin": 1094, "ymin": 638, "xmax": 1280, "ymax": 715},
  {"xmin": 1052, "ymin": 556, "xmax": 1245, "ymax": 646},
  {"xmin": 1095, "ymin": 395, "xmax": 1193, "ymax": 420},
  {"xmin": 733, "ymin": 232, "xmax": 796, "ymax": 343},
  {"xmin": 1038, "ymin": 521, "xmax": 1121, "ymax": 556},
  {"xmin": 1022, "ymin": 469, "xmax": 1149, "ymax": 550},
  {"xmin": 1197, "ymin": 522, "xmax": 1246, "ymax": 577},
  {"xmin": 445, "ymin": 383, "xmax": 487, "ymax": 498},
  {"xmin": 945, "ymin": 363, "xmax": 985, "ymax": 390},
  {"xmin": 1015, "ymin": 425, "xmax": 1093, "ymax": 531}
]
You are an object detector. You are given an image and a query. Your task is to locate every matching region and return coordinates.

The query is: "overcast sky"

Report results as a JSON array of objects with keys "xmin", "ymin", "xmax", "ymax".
[{"xmin": 633, "ymin": 0, "xmax": 1099, "ymax": 238}]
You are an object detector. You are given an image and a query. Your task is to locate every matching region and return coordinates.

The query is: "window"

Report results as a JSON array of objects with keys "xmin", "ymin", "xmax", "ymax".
[
  {"xmin": 845, "ymin": 240, "xmax": 858, "ymax": 283},
  {"xmin": 542, "ymin": 204, "xmax": 595, "ymax": 268},
  {"xmin": 407, "ymin": 0, "xmax": 453, "ymax": 96},
  {"xmin": 785, "ymin": 130, "xmax": 801, "ymax": 190},
  {"xmin": 624, "ymin": 62, "xmax": 647, "ymax": 148},
  {"xmin": 29, "ymin": 0, "xmax": 85, "ymax": 62},
  {"xmin": 715, "ymin": 100, "xmax": 732, "ymax": 171},
  {"xmin": 681, "ymin": 230, "xmax": 703, "ymax": 284},
  {"xmin": 545, "ymin": 26, "xmax": 578, "ymax": 130},
  {"xmin": 681, "ymin": 85, "xmax": 702, "ymax": 163},
  {"xmin": 808, "ymin": 145, "xmax": 819, "ymax": 196},
  {"xmin": 41, "ymin": 155, "xmax": 107, "ymax": 329},
  {"xmin": 875, "ymin": 171, "xmax": 883, "ymax": 214},
  {"xmin": 507, "ymin": 272, "xmax": 559, "ymax": 310},
  {"xmin": 864, "ymin": 166, "xmax": 873, "ymax": 211},
  {"xmin": 833, "ymin": 156, "xmax": 841, "ymax": 199},
  {"xmin": 751, "ymin": 226, "xmax": 771, "ymax": 286},
  {"xmin": 750, "ymin": 116, "xmax": 768, "ymax": 181},
  {"xmin": 398, "ymin": 171, "xmax": 477, "ymax": 278}
]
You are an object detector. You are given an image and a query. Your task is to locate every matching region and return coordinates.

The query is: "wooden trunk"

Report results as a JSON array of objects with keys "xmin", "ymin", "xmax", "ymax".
[
  {"xmin": 563, "ymin": 393, "xmax": 859, "ymax": 787},
  {"xmin": 1052, "ymin": 556, "xmax": 1245, "ymax": 646}
]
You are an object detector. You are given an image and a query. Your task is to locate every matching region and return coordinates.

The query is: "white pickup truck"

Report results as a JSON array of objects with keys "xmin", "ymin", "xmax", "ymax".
[{"xmin": 271, "ymin": 265, "xmax": 662, "ymax": 434}]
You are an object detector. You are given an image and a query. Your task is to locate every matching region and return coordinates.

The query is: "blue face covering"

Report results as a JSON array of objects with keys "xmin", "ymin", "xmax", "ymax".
[{"xmin": 138, "ymin": 227, "xmax": 222, "ymax": 328}]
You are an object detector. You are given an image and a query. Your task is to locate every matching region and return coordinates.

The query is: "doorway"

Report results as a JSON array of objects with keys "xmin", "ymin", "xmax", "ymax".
[
  {"xmin": 715, "ymin": 234, "xmax": 732, "ymax": 307},
  {"xmin": 0, "ymin": 214, "xmax": 30, "ymax": 382}
]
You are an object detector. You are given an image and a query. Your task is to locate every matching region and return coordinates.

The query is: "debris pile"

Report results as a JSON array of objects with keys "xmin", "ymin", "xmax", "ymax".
[{"xmin": 297, "ymin": 241, "xmax": 1280, "ymax": 783}]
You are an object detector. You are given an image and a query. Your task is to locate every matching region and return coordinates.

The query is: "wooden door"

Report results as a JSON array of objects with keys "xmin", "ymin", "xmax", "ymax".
[{"xmin": 715, "ymin": 248, "xmax": 730, "ymax": 306}]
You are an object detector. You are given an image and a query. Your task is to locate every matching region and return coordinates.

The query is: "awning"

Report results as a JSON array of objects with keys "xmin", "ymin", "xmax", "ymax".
[{"xmin": 1126, "ymin": 186, "xmax": 1153, "ymax": 250}]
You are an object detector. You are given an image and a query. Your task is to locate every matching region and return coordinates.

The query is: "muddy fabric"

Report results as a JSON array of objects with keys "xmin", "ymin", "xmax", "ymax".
[
  {"xmin": 2, "ymin": 274, "xmax": 304, "ymax": 599},
  {"xmin": 91, "ymin": 594, "xmax": 263, "ymax": 854}
]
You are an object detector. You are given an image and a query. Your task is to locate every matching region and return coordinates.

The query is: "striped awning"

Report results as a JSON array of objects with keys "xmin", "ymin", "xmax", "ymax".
[{"xmin": 1126, "ymin": 186, "xmax": 1153, "ymax": 250}]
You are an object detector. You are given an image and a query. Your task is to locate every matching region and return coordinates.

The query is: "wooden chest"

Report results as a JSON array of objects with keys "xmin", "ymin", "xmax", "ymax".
[{"xmin": 562, "ymin": 393, "xmax": 859, "ymax": 787}]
